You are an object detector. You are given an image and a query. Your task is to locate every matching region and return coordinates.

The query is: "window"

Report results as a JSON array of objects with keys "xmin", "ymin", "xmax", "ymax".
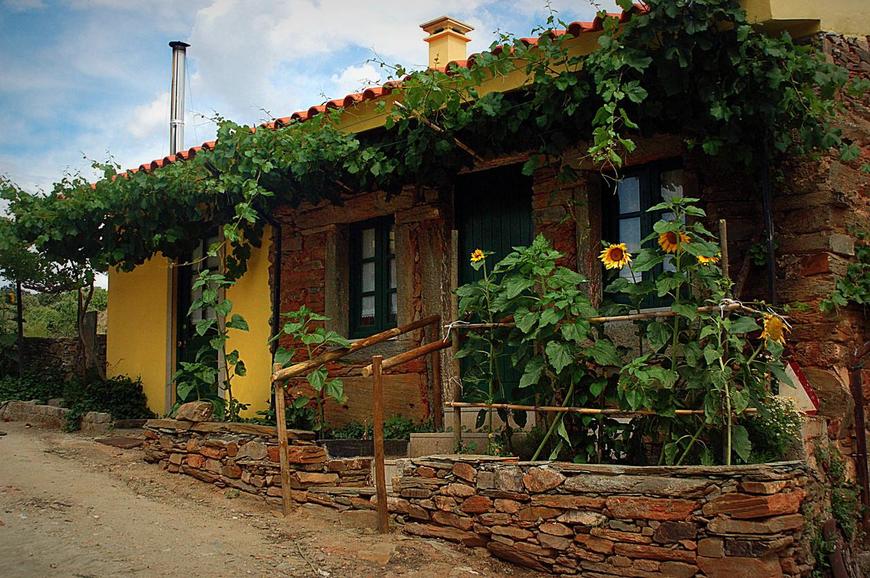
[
  {"xmin": 349, "ymin": 218, "xmax": 396, "ymax": 337},
  {"xmin": 604, "ymin": 160, "xmax": 685, "ymax": 304}
]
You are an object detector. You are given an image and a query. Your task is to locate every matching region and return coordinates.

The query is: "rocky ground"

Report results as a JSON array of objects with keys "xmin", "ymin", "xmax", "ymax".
[{"xmin": 0, "ymin": 422, "xmax": 541, "ymax": 577}]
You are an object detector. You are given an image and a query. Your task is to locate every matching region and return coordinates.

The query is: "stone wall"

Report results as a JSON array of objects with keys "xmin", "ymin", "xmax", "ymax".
[
  {"xmin": 19, "ymin": 335, "xmax": 107, "ymax": 380},
  {"xmin": 394, "ymin": 456, "xmax": 811, "ymax": 577},
  {"xmin": 142, "ymin": 419, "xmax": 374, "ymax": 507}
]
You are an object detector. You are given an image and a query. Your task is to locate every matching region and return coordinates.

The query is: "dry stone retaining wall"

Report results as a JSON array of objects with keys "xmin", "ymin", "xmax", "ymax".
[
  {"xmin": 142, "ymin": 421, "xmax": 817, "ymax": 576},
  {"xmin": 394, "ymin": 456, "xmax": 812, "ymax": 577},
  {"xmin": 142, "ymin": 419, "xmax": 375, "ymax": 509}
]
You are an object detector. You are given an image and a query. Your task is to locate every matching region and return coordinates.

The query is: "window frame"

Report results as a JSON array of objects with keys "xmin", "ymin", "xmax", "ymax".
[
  {"xmin": 348, "ymin": 216, "xmax": 396, "ymax": 338},
  {"xmin": 603, "ymin": 158, "xmax": 685, "ymax": 308}
]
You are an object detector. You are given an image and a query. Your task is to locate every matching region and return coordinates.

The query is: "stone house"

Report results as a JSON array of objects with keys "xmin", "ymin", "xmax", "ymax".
[{"xmin": 106, "ymin": 0, "xmax": 868, "ymax": 470}]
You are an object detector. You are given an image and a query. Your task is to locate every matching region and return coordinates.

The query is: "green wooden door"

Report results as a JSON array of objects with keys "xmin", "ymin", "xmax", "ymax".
[
  {"xmin": 456, "ymin": 165, "xmax": 533, "ymax": 285},
  {"xmin": 455, "ymin": 165, "xmax": 533, "ymax": 409}
]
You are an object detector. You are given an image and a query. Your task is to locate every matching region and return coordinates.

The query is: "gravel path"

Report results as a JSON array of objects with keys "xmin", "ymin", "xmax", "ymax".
[{"xmin": 0, "ymin": 422, "xmax": 540, "ymax": 577}]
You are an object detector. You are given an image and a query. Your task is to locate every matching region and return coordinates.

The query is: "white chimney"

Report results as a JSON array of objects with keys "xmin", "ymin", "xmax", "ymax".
[{"xmin": 169, "ymin": 41, "xmax": 189, "ymax": 156}]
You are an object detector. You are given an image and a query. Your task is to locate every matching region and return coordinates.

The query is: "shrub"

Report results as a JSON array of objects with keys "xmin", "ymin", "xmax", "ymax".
[{"xmin": 62, "ymin": 375, "xmax": 155, "ymax": 431}]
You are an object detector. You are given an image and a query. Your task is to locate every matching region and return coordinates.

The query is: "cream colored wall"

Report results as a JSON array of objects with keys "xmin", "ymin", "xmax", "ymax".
[
  {"xmin": 106, "ymin": 256, "xmax": 173, "ymax": 415},
  {"xmin": 225, "ymin": 228, "xmax": 273, "ymax": 416}
]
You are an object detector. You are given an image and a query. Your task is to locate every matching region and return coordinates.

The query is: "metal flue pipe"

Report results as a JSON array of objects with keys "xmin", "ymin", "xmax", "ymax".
[{"xmin": 169, "ymin": 41, "xmax": 189, "ymax": 156}]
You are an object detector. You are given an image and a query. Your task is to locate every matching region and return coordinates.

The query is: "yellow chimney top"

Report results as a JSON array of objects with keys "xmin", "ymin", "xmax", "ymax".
[{"xmin": 420, "ymin": 16, "xmax": 474, "ymax": 69}]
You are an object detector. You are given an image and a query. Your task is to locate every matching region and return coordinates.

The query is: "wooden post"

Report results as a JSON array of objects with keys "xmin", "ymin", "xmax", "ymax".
[
  {"xmin": 450, "ymin": 229, "xmax": 462, "ymax": 450},
  {"xmin": 451, "ymin": 330, "xmax": 463, "ymax": 450},
  {"xmin": 372, "ymin": 355, "xmax": 389, "ymax": 533},
  {"xmin": 718, "ymin": 219, "xmax": 730, "ymax": 286},
  {"xmin": 272, "ymin": 363, "xmax": 293, "ymax": 517},
  {"xmin": 428, "ymin": 321, "xmax": 444, "ymax": 432}
]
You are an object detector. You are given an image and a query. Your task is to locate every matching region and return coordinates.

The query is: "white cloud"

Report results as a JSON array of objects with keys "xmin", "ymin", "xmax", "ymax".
[
  {"xmin": 128, "ymin": 92, "xmax": 169, "ymax": 139},
  {"xmin": 330, "ymin": 63, "xmax": 382, "ymax": 99}
]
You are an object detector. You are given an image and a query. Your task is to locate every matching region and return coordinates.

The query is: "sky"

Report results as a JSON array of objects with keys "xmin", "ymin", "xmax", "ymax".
[{"xmin": 0, "ymin": 0, "xmax": 617, "ymax": 193}]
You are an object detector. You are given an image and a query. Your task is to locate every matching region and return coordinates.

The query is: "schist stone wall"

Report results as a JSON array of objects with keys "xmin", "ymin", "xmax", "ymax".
[
  {"xmin": 141, "ymin": 419, "xmax": 372, "ymax": 505},
  {"xmin": 140, "ymin": 421, "xmax": 819, "ymax": 576},
  {"xmin": 394, "ymin": 456, "xmax": 812, "ymax": 577}
]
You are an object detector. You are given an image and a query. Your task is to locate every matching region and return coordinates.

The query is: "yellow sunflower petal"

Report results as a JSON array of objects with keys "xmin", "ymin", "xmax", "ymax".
[{"xmin": 599, "ymin": 243, "xmax": 632, "ymax": 270}]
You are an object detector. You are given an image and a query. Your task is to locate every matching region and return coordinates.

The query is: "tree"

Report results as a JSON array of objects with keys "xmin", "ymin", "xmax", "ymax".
[{"xmin": 0, "ymin": 176, "xmax": 102, "ymax": 378}]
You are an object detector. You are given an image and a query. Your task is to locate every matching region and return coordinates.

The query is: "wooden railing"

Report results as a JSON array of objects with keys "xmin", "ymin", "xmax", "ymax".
[{"xmin": 269, "ymin": 314, "xmax": 446, "ymax": 518}]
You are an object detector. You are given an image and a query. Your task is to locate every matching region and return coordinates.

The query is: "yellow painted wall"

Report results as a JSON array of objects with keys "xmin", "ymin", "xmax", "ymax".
[
  {"xmin": 106, "ymin": 233, "xmax": 274, "ymax": 417},
  {"xmin": 106, "ymin": 256, "xmax": 172, "ymax": 415},
  {"xmin": 225, "ymin": 228, "xmax": 273, "ymax": 416},
  {"xmin": 743, "ymin": 0, "xmax": 869, "ymax": 37}
]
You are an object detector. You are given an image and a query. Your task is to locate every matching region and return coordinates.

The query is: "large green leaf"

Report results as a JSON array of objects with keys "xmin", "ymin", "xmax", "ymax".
[
  {"xmin": 585, "ymin": 339, "xmax": 620, "ymax": 366},
  {"xmin": 731, "ymin": 424, "xmax": 752, "ymax": 463},
  {"xmin": 519, "ymin": 357, "xmax": 545, "ymax": 388},
  {"xmin": 729, "ymin": 316, "xmax": 760, "ymax": 334},
  {"xmin": 545, "ymin": 341, "xmax": 573, "ymax": 374}
]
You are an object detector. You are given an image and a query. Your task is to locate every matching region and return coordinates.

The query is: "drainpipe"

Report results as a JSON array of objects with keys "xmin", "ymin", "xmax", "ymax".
[
  {"xmin": 760, "ymin": 138, "xmax": 777, "ymax": 304},
  {"xmin": 169, "ymin": 41, "xmax": 189, "ymax": 156},
  {"xmin": 269, "ymin": 221, "xmax": 283, "ymax": 355},
  {"xmin": 850, "ymin": 343, "xmax": 870, "ymax": 530}
]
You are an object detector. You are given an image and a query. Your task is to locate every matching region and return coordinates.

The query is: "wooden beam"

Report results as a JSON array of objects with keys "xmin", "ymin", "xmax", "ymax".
[
  {"xmin": 273, "ymin": 363, "xmax": 293, "ymax": 517},
  {"xmin": 445, "ymin": 401, "xmax": 757, "ymax": 416},
  {"xmin": 450, "ymin": 229, "xmax": 462, "ymax": 450},
  {"xmin": 372, "ymin": 355, "xmax": 390, "ymax": 533},
  {"xmin": 360, "ymin": 339, "xmax": 451, "ymax": 377},
  {"xmin": 272, "ymin": 314, "xmax": 439, "ymax": 383}
]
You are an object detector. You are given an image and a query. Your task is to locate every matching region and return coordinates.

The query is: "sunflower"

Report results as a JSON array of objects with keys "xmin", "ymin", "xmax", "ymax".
[
  {"xmin": 697, "ymin": 254, "xmax": 720, "ymax": 265},
  {"xmin": 470, "ymin": 249, "xmax": 485, "ymax": 263},
  {"xmin": 760, "ymin": 313, "xmax": 788, "ymax": 345},
  {"xmin": 658, "ymin": 231, "xmax": 691, "ymax": 253},
  {"xmin": 599, "ymin": 243, "xmax": 632, "ymax": 270}
]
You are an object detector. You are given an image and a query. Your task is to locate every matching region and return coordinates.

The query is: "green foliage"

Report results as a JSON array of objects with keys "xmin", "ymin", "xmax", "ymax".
[
  {"xmin": 815, "ymin": 443, "xmax": 861, "ymax": 541},
  {"xmin": 272, "ymin": 306, "xmax": 351, "ymax": 431},
  {"xmin": 458, "ymin": 234, "xmax": 617, "ymax": 461},
  {"xmin": 743, "ymin": 397, "xmax": 802, "ymax": 462},
  {"xmin": 820, "ymin": 229, "xmax": 869, "ymax": 313},
  {"xmin": 0, "ymin": 370, "xmax": 67, "ymax": 403},
  {"xmin": 62, "ymin": 374, "xmax": 155, "ymax": 431},
  {"xmin": 0, "ymin": 0, "xmax": 857, "ymax": 287},
  {"xmin": 457, "ymin": 199, "xmax": 795, "ymax": 466},
  {"xmin": 172, "ymin": 267, "xmax": 249, "ymax": 421},
  {"xmin": 326, "ymin": 415, "xmax": 433, "ymax": 441},
  {"xmin": 0, "ymin": 371, "xmax": 154, "ymax": 431},
  {"xmin": 21, "ymin": 288, "xmax": 107, "ymax": 338},
  {"xmin": 248, "ymin": 399, "xmax": 316, "ymax": 431}
]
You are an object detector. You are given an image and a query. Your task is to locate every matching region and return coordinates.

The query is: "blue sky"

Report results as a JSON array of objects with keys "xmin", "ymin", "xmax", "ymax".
[{"xmin": 0, "ymin": 0, "xmax": 616, "ymax": 192}]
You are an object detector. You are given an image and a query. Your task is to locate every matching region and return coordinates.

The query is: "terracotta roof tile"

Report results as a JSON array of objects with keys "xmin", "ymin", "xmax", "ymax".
[{"xmin": 118, "ymin": 4, "xmax": 645, "ymax": 177}]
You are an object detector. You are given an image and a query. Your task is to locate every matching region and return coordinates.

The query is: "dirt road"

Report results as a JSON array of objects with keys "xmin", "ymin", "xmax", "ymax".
[{"xmin": 0, "ymin": 422, "xmax": 539, "ymax": 577}]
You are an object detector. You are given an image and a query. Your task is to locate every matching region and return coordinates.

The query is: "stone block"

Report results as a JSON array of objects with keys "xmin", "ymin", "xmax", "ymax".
[
  {"xmin": 487, "ymin": 540, "xmax": 549, "ymax": 572},
  {"xmin": 517, "ymin": 506, "xmax": 561, "ymax": 521},
  {"xmin": 612, "ymin": 543, "xmax": 696, "ymax": 563},
  {"xmin": 564, "ymin": 474, "xmax": 709, "ymax": 497},
  {"xmin": 404, "ymin": 522, "xmax": 487, "ymax": 548},
  {"xmin": 432, "ymin": 511, "xmax": 473, "ymax": 531},
  {"xmin": 605, "ymin": 496, "xmax": 698, "ymax": 521},
  {"xmin": 557, "ymin": 510, "xmax": 607, "ymax": 526},
  {"xmin": 175, "ymin": 401, "xmax": 213, "ymax": 422},
  {"xmin": 460, "ymin": 495, "xmax": 492, "ymax": 514},
  {"xmin": 702, "ymin": 490, "xmax": 804, "ymax": 519},
  {"xmin": 707, "ymin": 514, "xmax": 804, "ymax": 535},
  {"xmin": 697, "ymin": 555, "xmax": 783, "ymax": 578},
  {"xmin": 697, "ymin": 538, "xmax": 724, "ymax": 558},
  {"xmin": 452, "ymin": 462, "xmax": 476, "ymax": 483},
  {"xmin": 522, "ymin": 466, "xmax": 565, "ymax": 493}
]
